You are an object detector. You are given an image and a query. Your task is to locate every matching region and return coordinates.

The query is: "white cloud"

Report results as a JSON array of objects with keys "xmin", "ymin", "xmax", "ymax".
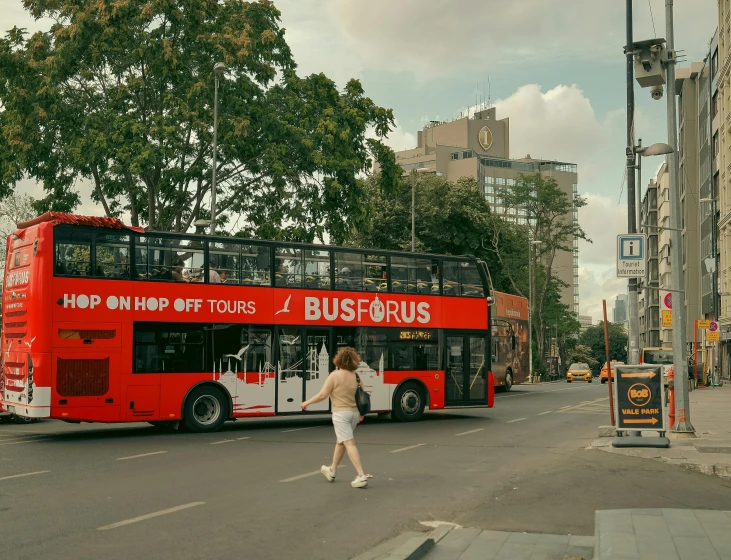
[
  {"xmin": 326, "ymin": 0, "xmax": 716, "ymax": 79},
  {"xmin": 380, "ymin": 120, "xmax": 417, "ymax": 152},
  {"xmin": 579, "ymin": 266, "xmax": 629, "ymax": 323}
]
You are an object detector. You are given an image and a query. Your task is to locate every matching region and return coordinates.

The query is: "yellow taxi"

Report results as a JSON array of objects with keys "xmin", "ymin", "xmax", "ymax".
[
  {"xmin": 567, "ymin": 363, "xmax": 592, "ymax": 383},
  {"xmin": 600, "ymin": 360, "xmax": 624, "ymax": 384}
]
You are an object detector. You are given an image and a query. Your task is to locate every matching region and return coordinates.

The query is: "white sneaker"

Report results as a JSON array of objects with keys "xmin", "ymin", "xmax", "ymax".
[
  {"xmin": 321, "ymin": 465, "xmax": 335, "ymax": 482},
  {"xmin": 351, "ymin": 475, "xmax": 368, "ymax": 488}
]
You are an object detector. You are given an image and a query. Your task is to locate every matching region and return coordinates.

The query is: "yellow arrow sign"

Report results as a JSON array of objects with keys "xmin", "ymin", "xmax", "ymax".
[
  {"xmin": 620, "ymin": 372, "xmax": 657, "ymax": 379},
  {"xmin": 623, "ymin": 418, "xmax": 659, "ymax": 425}
]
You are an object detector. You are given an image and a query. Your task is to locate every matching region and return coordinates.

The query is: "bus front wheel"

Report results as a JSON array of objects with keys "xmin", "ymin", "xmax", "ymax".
[
  {"xmin": 183, "ymin": 386, "xmax": 228, "ymax": 433},
  {"xmin": 393, "ymin": 382, "xmax": 425, "ymax": 422}
]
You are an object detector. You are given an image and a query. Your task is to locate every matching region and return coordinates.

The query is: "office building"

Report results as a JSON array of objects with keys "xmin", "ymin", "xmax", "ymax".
[
  {"xmin": 613, "ymin": 294, "xmax": 628, "ymax": 324},
  {"xmin": 638, "ymin": 177, "xmax": 660, "ymax": 348},
  {"xmin": 579, "ymin": 315, "xmax": 593, "ymax": 333},
  {"xmin": 385, "ymin": 108, "xmax": 579, "ymax": 314}
]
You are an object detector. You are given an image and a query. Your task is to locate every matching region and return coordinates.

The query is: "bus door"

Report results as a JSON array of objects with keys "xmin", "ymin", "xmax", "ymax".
[
  {"xmin": 276, "ymin": 327, "xmax": 332, "ymax": 413},
  {"xmin": 445, "ymin": 333, "xmax": 488, "ymax": 405}
]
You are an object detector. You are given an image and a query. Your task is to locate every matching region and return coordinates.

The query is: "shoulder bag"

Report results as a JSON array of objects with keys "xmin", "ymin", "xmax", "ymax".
[{"xmin": 354, "ymin": 373, "xmax": 371, "ymax": 416}]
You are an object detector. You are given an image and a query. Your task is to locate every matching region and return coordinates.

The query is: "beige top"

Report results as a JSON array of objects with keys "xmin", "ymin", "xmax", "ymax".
[{"xmin": 329, "ymin": 368, "xmax": 360, "ymax": 413}]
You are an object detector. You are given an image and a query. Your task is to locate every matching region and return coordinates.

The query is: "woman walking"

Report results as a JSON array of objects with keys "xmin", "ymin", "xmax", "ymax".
[{"xmin": 301, "ymin": 347, "xmax": 368, "ymax": 488}]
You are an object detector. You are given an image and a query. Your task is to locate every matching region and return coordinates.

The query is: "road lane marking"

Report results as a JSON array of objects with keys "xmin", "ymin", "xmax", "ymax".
[
  {"xmin": 210, "ymin": 440, "xmax": 236, "ymax": 445},
  {"xmin": 97, "ymin": 502, "xmax": 205, "ymax": 530},
  {"xmin": 117, "ymin": 451, "xmax": 167, "ymax": 461},
  {"xmin": 496, "ymin": 386, "xmax": 592, "ymax": 398},
  {"xmin": 560, "ymin": 405, "xmax": 572, "ymax": 409},
  {"xmin": 0, "ymin": 439, "xmax": 54, "ymax": 446},
  {"xmin": 281, "ymin": 427, "xmax": 312, "ymax": 433},
  {"xmin": 537, "ymin": 411, "xmax": 553, "ymax": 416},
  {"xmin": 506, "ymin": 418, "xmax": 526, "ymax": 423},
  {"xmin": 455, "ymin": 429, "xmax": 484, "ymax": 437},
  {"xmin": 0, "ymin": 470, "xmax": 50, "ymax": 481},
  {"xmin": 391, "ymin": 443, "xmax": 427, "ymax": 453},
  {"xmin": 279, "ymin": 470, "xmax": 322, "ymax": 482},
  {"xmin": 236, "ymin": 437, "xmax": 251, "ymax": 441}
]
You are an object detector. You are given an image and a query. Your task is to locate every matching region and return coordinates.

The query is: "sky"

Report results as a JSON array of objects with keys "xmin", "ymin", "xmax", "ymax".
[{"xmin": 2, "ymin": 0, "xmax": 719, "ymax": 321}]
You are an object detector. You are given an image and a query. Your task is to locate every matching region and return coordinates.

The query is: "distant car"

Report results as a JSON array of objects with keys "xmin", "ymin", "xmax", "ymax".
[
  {"xmin": 567, "ymin": 363, "xmax": 592, "ymax": 383},
  {"xmin": 600, "ymin": 361, "xmax": 624, "ymax": 384}
]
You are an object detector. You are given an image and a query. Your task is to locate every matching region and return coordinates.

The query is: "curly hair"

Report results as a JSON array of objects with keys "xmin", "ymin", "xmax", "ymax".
[{"xmin": 334, "ymin": 346, "xmax": 361, "ymax": 372}]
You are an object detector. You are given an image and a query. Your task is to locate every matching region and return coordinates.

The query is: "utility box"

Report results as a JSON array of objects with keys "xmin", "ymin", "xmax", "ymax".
[{"xmin": 632, "ymin": 38, "xmax": 667, "ymax": 88}]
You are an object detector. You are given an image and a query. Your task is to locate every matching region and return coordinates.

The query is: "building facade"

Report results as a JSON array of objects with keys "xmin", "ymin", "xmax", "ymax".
[
  {"xmin": 389, "ymin": 108, "xmax": 579, "ymax": 314},
  {"xmin": 718, "ymin": 1, "xmax": 731, "ymax": 371},
  {"xmin": 613, "ymin": 294, "xmax": 628, "ymax": 324},
  {"xmin": 638, "ymin": 177, "xmax": 660, "ymax": 348},
  {"xmin": 579, "ymin": 314, "xmax": 593, "ymax": 333}
]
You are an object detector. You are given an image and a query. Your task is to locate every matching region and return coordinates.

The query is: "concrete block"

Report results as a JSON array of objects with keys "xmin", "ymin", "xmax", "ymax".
[
  {"xmin": 673, "ymin": 536, "xmax": 721, "ymax": 560},
  {"xmin": 598, "ymin": 425, "xmax": 617, "ymax": 437},
  {"xmin": 434, "ymin": 528, "xmax": 481, "ymax": 551},
  {"xmin": 662, "ymin": 509, "xmax": 707, "ymax": 537},
  {"xmin": 568, "ymin": 535, "xmax": 595, "ymax": 547}
]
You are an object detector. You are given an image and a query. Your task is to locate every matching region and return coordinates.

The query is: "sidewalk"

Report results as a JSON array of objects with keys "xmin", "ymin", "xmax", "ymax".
[
  {"xmin": 591, "ymin": 384, "xmax": 731, "ymax": 478},
  {"xmin": 356, "ymin": 510, "xmax": 731, "ymax": 560}
]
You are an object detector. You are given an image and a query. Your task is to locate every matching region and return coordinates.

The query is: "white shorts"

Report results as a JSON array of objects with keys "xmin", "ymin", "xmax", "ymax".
[{"xmin": 332, "ymin": 411, "xmax": 359, "ymax": 443}]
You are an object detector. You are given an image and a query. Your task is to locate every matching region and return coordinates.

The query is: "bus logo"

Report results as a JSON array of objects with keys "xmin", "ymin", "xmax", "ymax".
[{"xmin": 305, "ymin": 295, "xmax": 430, "ymax": 325}]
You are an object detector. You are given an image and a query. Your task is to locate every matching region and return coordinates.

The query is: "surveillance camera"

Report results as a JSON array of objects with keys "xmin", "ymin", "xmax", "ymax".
[{"xmin": 650, "ymin": 84, "xmax": 664, "ymax": 100}]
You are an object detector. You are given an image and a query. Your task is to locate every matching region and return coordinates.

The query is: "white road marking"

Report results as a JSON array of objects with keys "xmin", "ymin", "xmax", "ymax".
[
  {"xmin": 495, "ymin": 386, "xmax": 591, "ymax": 398},
  {"xmin": 560, "ymin": 405, "xmax": 572, "ymax": 409},
  {"xmin": 455, "ymin": 429, "xmax": 484, "ymax": 437},
  {"xmin": 236, "ymin": 437, "xmax": 251, "ymax": 441},
  {"xmin": 210, "ymin": 440, "xmax": 236, "ymax": 445},
  {"xmin": 391, "ymin": 443, "xmax": 427, "ymax": 453},
  {"xmin": 506, "ymin": 418, "xmax": 526, "ymax": 423},
  {"xmin": 537, "ymin": 411, "xmax": 553, "ymax": 416},
  {"xmin": 0, "ymin": 470, "xmax": 50, "ymax": 481},
  {"xmin": 96, "ymin": 502, "xmax": 205, "ymax": 531},
  {"xmin": 117, "ymin": 451, "xmax": 167, "ymax": 461},
  {"xmin": 0, "ymin": 438, "xmax": 53, "ymax": 446},
  {"xmin": 281, "ymin": 427, "xmax": 312, "ymax": 433},
  {"xmin": 280, "ymin": 470, "xmax": 322, "ymax": 482}
]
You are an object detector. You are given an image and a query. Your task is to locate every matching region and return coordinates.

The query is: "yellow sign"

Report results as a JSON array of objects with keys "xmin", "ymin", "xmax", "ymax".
[
  {"xmin": 697, "ymin": 320, "xmax": 711, "ymax": 329},
  {"xmin": 478, "ymin": 126, "xmax": 493, "ymax": 150},
  {"xmin": 707, "ymin": 331, "xmax": 720, "ymax": 342},
  {"xmin": 662, "ymin": 310, "xmax": 673, "ymax": 327}
]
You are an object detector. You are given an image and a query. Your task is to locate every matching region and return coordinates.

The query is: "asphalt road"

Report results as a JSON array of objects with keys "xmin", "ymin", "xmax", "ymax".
[{"xmin": 3, "ymin": 381, "xmax": 731, "ymax": 560}]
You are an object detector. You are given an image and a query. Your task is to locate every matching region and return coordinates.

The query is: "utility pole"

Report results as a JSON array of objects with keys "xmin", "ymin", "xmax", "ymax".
[
  {"xmin": 665, "ymin": 0, "xmax": 694, "ymax": 433},
  {"xmin": 626, "ymin": 0, "xmax": 640, "ymax": 365}
]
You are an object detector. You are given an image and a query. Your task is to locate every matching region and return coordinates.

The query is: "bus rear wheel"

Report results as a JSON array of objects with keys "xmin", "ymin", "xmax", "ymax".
[
  {"xmin": 393, "ymin": 382, "xmax": 425, "ymax": 422},
  {"xmin": 504, "ymin": 370, "xmax": 513, "ymax": 392},
  {"xmin": 183, "ymin": 386, "xmax": 228, "ymax": 433}
]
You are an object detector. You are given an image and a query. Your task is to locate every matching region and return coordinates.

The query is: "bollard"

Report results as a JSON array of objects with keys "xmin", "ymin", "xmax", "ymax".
[{"xmin": 667, "ymin": 367, "xmax": 675, "ymax": 428}]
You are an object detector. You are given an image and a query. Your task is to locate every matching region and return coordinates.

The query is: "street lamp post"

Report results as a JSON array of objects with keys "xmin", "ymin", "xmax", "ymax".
[
  {"xmin": 210, "ymin": 61, "xmax": 227, "ymax": 235},
  {"xmin": 528, "ymin": 239, "xmax": 543, "ymax": 383},
  {"xmin": 411, "ymin": 168, "xmax": 430, "ymax": 252}
]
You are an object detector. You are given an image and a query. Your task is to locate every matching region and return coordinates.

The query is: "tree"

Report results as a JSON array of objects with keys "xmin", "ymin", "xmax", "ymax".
[
  {"xmin": 568, "ymin": 344, "xmax": 598, "ymax": 369},
  {"xmin": 493, "ymin": 173, "xmax": 589, "ymax": 365},
  {"xmin": 350, "ymin": 173, "xmax": 518, "ymax": 293},
  {"xmin": 0, "ymin": 192, "xmax": 35, "ymax": 287},
  {"xmin": 0, "ymin": 0, "xmax": 398, "ymax": 240},
  {"xmin": 579, "ymin": 322, "xmax": 628, "ymax": 375}
]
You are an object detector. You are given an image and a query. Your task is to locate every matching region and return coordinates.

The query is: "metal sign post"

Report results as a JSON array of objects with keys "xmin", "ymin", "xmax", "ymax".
[{"xmin": 612, "ymin": 364, "xmax": 670, "ymax": 448}]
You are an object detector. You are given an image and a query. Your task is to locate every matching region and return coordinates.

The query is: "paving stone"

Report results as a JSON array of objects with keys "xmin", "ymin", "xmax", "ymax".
[
  {"xmin": 470, "ymin": 531, "xmax": 511, "ymax": 547},
  {"xmin": 596, "ymin": 510, "xmax": 635, "ymax": 535},
  {"xmin": 535, "ymin": 534, "xmax": 570, "ymax": 545},
  {"xmin": 506, "ymin": 532, "xmax": 542, "ymax": 544},
  {"xmin": 436, "ymin": 528, "xmax": 482, "ymax": 551},
  {"xmin": 631, "ymin": 513, "xmax": 672, "ymax": 538},
  {"xmin": 635, "ymin": 533, "xmax": 680, "ymax": 560},
  {"xmin": 351, "ymin": 532, "xmax": 426, "ymax": 560},
  {"xmin": 568, "ymin": 535, "xmax": 595, "ymax": 548},
  {"xmin": 673, "ymin": 536, "xmax": 721, "ymax": 560},
  {"xmin": 494, "ymin": 542, "xmax": 535, "ymax": 560},
  {"xmin": 419, "ymin": 547, "xmax": 461, "ymax": 560},
  {"xmin": 662, "ymin": 509, "xmax": 708, "ymax": 538},
  {"xmin": 597, "ymin": 533, "xmax": 639, "ymax": 559},
  {"xmin": 566, "ymin": 544, "xmax": 595, "ymax": 559},
  {"xmin": 693, "ymin": 510, "xmax": 731, "ymax": 523}
]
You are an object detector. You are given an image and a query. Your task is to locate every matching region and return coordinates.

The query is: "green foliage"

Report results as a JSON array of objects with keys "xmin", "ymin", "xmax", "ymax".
[
  {"xmin": 568, "ymin": 344, "xmax": 598, "ymax": 369},
  {"xmin": 579, "ymin": 322, "xmax": 628, "ymax": 374},
  {"xmin": 0, "ymin": 0, "xmax": 397, "ymax": 238},
  {"xmin": 350, "ymin": 173, "xmax": 517, "ymax": 293}
]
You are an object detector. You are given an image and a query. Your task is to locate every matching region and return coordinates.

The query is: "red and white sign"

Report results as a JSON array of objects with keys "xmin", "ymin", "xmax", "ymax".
[{"xmin": 53, "ymin": 278, "xmax": 488, "ymax": 330}]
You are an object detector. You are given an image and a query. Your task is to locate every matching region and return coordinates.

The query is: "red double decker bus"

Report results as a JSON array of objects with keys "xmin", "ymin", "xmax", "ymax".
[{"xmin": 0, "ymin": 213, "xmax": 494, "ymax": 432}]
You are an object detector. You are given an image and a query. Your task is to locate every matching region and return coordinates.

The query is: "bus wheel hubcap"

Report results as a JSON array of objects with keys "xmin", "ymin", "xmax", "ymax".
[
  {"xmin": 401, "ymin": 390, "xmax": 420, "ymax": 414},
  {"xmin": 193, "ymin": 395, "xmax": 220, "ymax": 425}
]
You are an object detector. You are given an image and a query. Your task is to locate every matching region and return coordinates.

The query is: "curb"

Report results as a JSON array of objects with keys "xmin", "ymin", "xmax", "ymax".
[{"xmin": 381, "ymin": 524, "xmax": 455, "ymax": 560}]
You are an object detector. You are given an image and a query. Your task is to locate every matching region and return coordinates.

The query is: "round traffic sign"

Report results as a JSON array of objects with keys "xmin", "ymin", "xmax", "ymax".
[
  {"xmin": 664, "ymin": 292, "xmax": 672, "ymax": 309},
  {"xmin": 709, "ymin": 321, "xmax": 719, "ymax": 332}
]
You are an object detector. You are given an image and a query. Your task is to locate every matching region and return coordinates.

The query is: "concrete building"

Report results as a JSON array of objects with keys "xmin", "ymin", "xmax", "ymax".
[
  {"xmin": 676, "ymin": 62, "xmax": 705, "ymax": 344},
  {"xmin": 613, "ymin": 294, "xmax": 628, "ymax": 324},
  {"xmin": 638, "ymin": 177, "xmax": 660, "ymax": 348},
  {"xmin": 579, "ymin": 315, "xmax": 593, "ymax": 333},
  {"xmin": 657, "ymin": 163, "xmax": 673, "ymax": 345},
  {"xmin": 719, "ymin": 0, "xmax": 731, "ymax": 371},
  {"xmin": 388, "ymin": 108, "xmax": 579, "ymax": 314}
]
